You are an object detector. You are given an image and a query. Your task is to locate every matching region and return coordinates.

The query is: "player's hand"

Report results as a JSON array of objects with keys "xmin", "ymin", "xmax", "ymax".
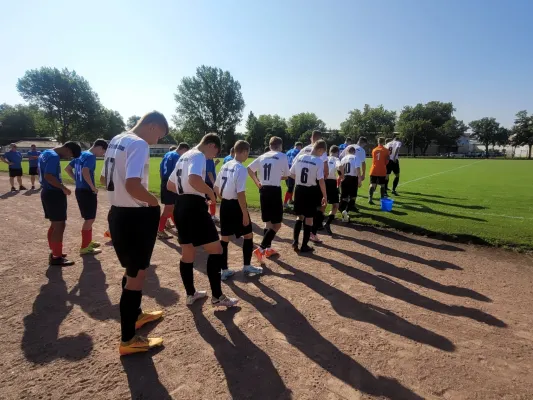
[
  {"xmin": 62, "ymin": 187, "xmax": 71, "ymax": 196},
  {"xmin": 148, "ymin": 195, "xmax": 159, "ymax": 207},
  {"xmin": 321, "ymin": 197, "xmax": 327, "ymax": 206},
  {"xmin": 243, "ymin": 212, "xmax": 250, "ymax": 227},
  {"xmin": 361, "ymin": 175, "xmax": 366, "ymax": 182},
  {"xmin": 256, "ymin": 182, "xmax": 262, "ymax": 189},
  {"xmin": 92, "ymin": 187, "xmax": 98, "ymax": 194},
  {"xmin": 208, "ymin": 190, "xmax": 216, "ymax": 204}
]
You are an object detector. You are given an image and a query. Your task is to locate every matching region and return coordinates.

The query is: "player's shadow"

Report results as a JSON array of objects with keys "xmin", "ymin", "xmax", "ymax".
[
  {"xmin": 0, "ymin": 190, "xmax": 18, "ymax": 199},
  {"xmin": 22, "ymin": 188, "xmax": 40, "ymax": 196},
  {"xmin": 227, "ymin": 280, "xmax": 424, "ymax": 400},
  {"xmin": 398, "ymin": 195, "xmax": 486, "ymax": 210},
  {"xmin": 302, "ymin": 254, "xmax": 505, "ymax": 327},
  {"xmin": 401, "ymin": 191, "xmax": 465, "ymax": 201},
  {"xmin": 191, "ymin": 306, "xmax": 292, "ymax": 399},
  {"xmin": 21, "ymin": 266, "xmax": 93, "ymax": 364},
  {"xmin": 158, "ymin": 238, "xmax": 182, "ymax": 254},
  {"xmin": 121, "ymin": 347, "xmax": 171, "ymax": 400},
  {"xmin": 320, "ymin": 242, "xmax": 491, "ymax": 302},
  {"xmin": 333, "ymin": 233, "xmax": 463, "ymax": 271},
  {"xmin": 145, "ymin": 265, "xmax": 179, "ymax": 307},
  {"xmin": 69, "ymin": 256, "xmax": 119, "ymax": 322},
  {"xmin": 394, "ymin": 201, "xmax": 486, "ymax": 222}
]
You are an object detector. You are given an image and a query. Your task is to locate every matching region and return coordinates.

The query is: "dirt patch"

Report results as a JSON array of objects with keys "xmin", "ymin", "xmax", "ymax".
[{"xmin": 0, "ymin": 174, "xmax": 532, "ymax": 399}]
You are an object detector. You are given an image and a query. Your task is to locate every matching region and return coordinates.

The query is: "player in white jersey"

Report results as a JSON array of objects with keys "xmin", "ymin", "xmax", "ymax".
[
  {"xmin": 215, "ymin": 140, "xmax": 263, "ymax": 280},
  {"xmin": 385, "ymin": 136, "xmax": 402, "ymax": 195},
  {"xmin": 301, "ymin": 130, "xmax": 329, "ymax": 243},
  {"xmin": 290, "ymin": 140, "xmax": 327, "ymax": 253},
  {"xmin": 168, "ymin": 133, "xmax": 238, "ymax": 308},
  {"xmin": 323, "ymin": 145, "xmax": 342, "ymax": 234},
  {"xmin": 102, "ymin": 111, "xmax": 167, "ymax": 356},
  {"xmin": 248, "ymin": 136, "xmax": 290, "ymax": 262},
  {"xmin": 339, "ymin": 146, "xmax": 362, "ymax": 222}
]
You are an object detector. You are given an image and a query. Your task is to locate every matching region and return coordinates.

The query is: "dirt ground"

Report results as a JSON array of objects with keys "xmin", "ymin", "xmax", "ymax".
[{"xmin": 0, "ymin": 174, "xmax": 532, "ymax": 400}]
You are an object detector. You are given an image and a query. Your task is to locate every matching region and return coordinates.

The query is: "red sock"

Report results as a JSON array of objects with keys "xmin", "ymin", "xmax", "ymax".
[
  {"xmin": 47, "ymin": 227, "xmax": 53, "ymax": 250},
  {"xmin": 81, "ymin": 229, "xmax": 92, "ymax": 249},
  {"xmin": 158, "ymin": 215, "xmax": 169, "ymax": 232},
  {"xmin": 209, "ymin": 202, "xmax": 216, "ymax": 216},
  {"xmin": 284, "ymin": 192, "xmax": 292, "ymax": 204},
  {"xmin": 51, "ymin": 242, "xmax": 63, "ymax": 258},
  {"xmin": 170, "ymin": 215, "xmax": 175, "ymax": 225}
]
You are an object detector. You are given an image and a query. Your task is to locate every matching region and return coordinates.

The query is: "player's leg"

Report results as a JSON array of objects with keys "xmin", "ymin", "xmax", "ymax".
[
  {"xmin": 369, "ymin": 182, "xmax": 377, "ymax": 204},
  {"xmin": 392, "ymin": 162, "xmax": 400, "ymax": 195},
  {"xmin": 48, "ymin": 190, "xmax": 73, "ymax": 265},
  {"xmin": 310, "ymin": 205, "xmax": 325, "ymax": 243},
  {"xmin": 219, "ymin": 199, "xmax": 236, "ymax": 280},
  {"xmin": 349, "ymin": 177, "xmax": 359, "ymax": 212},
  {"xmin": 179, "ymin": 243, "xmax": 204, "ymax": 305},
  {"xmin": 202, "ymin": 240, "xmax": 238, "ymax": 307},
  {"xmin": 284, "ymin": 178, "xmax": 295, "ymax": 207},
  {"xmin": 339, "ymin": 179, "xmax": 351, "ymax": 222},
  {"xmin": 157, "ymin": 204, "xmax": 173, "ymax": 239},
  {"xmin": 78, "ymin": 190, "xmax": 101, "ymax": 255},
  {"xmin": 380, "ymin": 180, "xmax": 387, "ymax": 199},
  {"xmin": 292, "ymin": 216, "xmax": 304, "ymax": 251},
  {"xmin": 300, "ymin": 216, "xmax": 314, "ymax": 253},
  {"xmin": 30, "ymin": 169, "xmax": 36, "ymax": 189},
  {"xmin": 9, "ymin": 174, "xmax": 15, "ymax": 191},
  {"xmin": 242, "ymin": 230, "xmax": 263, "ymax": 275},
  {"xmin": 17, "ymin": 175, "xmax": 25, "ymax": 190},
  {"xmin": 219, "ymin": 235, "xmax": 235, "ymax": 281}
]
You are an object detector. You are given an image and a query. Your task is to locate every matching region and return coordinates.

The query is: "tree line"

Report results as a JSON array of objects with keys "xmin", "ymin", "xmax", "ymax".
[{"xmin": 1, "ymin": 65, "xmax": 532, "ymax": 158}]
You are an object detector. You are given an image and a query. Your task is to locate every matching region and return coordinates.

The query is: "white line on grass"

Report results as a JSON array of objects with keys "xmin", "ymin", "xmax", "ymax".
[{"xmin": 398, "ymin": 160, "xmax": 484, "ymax": 187}]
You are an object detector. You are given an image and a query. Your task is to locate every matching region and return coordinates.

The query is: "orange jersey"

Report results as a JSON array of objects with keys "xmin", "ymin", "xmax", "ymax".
[{"xmin": 370, "ymin": 145, "xmax": 390, "ymax": 176}]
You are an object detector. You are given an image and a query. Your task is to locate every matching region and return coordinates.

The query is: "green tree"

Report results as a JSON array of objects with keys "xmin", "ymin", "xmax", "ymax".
[
  {"xmin": 0, "ymin": 104, "xmax": 51, "ymax": 139},
  {"xmin": 174, "ymin": 65, "xmax": 245, "ymax": 145},
  {"xmin": 438, "ymin": 117, "xmax": 468, "ymax": 152},
  {"xmin": 245, "ymin": 111, "xmax": 263, "ymax": 151},
  {"xmin": 287, "ymin": 112, "xmax": 326, "ymax": 144},
  {"xmin": 257, "ymin": 114, "xmax": 288, "ymax": 149},
  {"xmin": 511, "ymin": 110, "xmax": 533, "ymax": 159},
  {"xmin": 17, "ymin": 67, "xmax": 101, "ymax": 143},
  {"xmin": 469, "ymin": 117, "xmax": 504, "ymax": 157},
  {"xmin": 126, "ymin": 115, "xmax": 141, "ymax": 129},
  {"xmin": 340, "ymin": 104, "xmax": 396, "ymax": 141}
]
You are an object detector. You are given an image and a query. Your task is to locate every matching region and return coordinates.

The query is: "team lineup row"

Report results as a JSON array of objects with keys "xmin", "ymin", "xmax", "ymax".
[{"xmin": 4, "ymin": 111, "xmax": 402, "ymax": 356}]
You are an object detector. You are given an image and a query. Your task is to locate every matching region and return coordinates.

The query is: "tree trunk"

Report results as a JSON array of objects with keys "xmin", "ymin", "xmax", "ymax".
[
  {"xmin": 528, "ymin": 144, "xmax": 532, "ymax": 159},
  {"xmin": 485, "ymin": 144, "xmax": 489, "ymax": 158}
]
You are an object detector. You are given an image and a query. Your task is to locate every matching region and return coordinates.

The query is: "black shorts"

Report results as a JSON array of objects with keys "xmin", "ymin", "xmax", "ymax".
[
  {"xmin": 325, "ymin": 179, "xmax": 339, "ymax": 204},
  {"xmin": 220, "ymin": 199, "xmax": 253, "ymax": 238},
  {"xmin": 174, "ymin": 194, "xmax": 219, "ymax": 247},
  {"xmin": 29, "ymin": 166, "xmax": 38, "ymax": 176},
  {"xmin": 259, "ymin": 185, "xmax": 283, "ymax": 223},
  {"xmin": 41, "ymin": 189, "xmax": 67, "ymax": 222},
  {"xmin": 286, "ymin": 177, "xmax": 295, "ymax": 193},
  {"xmin": 9, "ymin": 168, "xmax": 22, "ymax": 178},
  {"xmin": 340, "ymin": 175, "xmax": 359, "ymax": 199},
  {"xmin": 108, "ymin": 205, "xmax": 160, "ymax": 278},
  {"xmin": 75, "ymin": 189, "xmax": 97, "ymax": 220},
  {"xmin": 160, "ymin": 180, "xmax": 178, "ymax": 205},
  {"xmin": 294, "ymin": 185, "xmax": 319, "ymax": 218},
  {"xmin": 387, "ymin": 160, "xmax": 400, "ymax": 175},
  {"xmin": 370, "ymin": 175, "xmax": 387, "ymax": 185}
]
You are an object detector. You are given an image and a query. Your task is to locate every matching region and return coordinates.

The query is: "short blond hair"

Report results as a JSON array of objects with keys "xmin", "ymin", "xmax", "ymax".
[
  {"xmin": 311, "ymin": 130, "xmax": 322, "ymax": 142},
  {"xmin": 136, "ymin": 111, "xmax": 169, "ymax": 136},
  {"xmin": 313, "ymin": 139, "xmax": 327, "ymax": 152},
  {"xmin": 269, "ymin": 136, "xmax": 283, "ymax": 150},
  {"xmin": 234, "ymin": 140, "xmax": 250, "ymax": 153},
  {"xmin": 378, "ymin": 137, "xmax": 386, "ymax": 145}
]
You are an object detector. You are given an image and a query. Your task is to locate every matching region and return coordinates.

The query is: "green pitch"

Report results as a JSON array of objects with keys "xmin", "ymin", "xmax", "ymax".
[{"xmin": 2, "ymin": 158, "xmax": 532, "ymax": 250}]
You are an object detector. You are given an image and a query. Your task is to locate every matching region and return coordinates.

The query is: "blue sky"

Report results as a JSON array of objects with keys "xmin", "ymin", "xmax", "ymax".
[{"xmin": 1, "ymin": 0, "xmax": 532, "ymax": 130}]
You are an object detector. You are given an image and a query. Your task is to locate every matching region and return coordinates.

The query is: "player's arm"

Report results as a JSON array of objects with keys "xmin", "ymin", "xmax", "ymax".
[
  {"xmin": 207, "ymin": 171, "xmax": 216, "ymax": 186},
  {"xmin": 236, "ymin": 168, "xmax": 250, "ymax": 226},
  {"xmin": 64, "ymin": 164, "xmax": 75, "ymax": 181},
  {"xmin": 323, "ymin": 160, "xmax": 329, "ymax": 180},
  {"xmin": 82, "ymin": 167, "xmax": 97, "ymax": 193},
  {"xmin": 213, "ymin": 171, "xmax": 222, "ymax": 199},
  {"xmin": 189, "ymin": 175, "xmax": 216, "ymax": 202},
  {"xmin": 124, "ymin": 141, "xmax": 158, "ymax": 206},
  {"xmin": 0, "ymin": 156, "xmax": 12, "ymax": 165},
  {"xmin": 247, "ymin": 158, "xmax": 262, "ymax": 189},
  {"xmin": 356, "ymin": 166, "xmax": 362, "ymax": 186}
]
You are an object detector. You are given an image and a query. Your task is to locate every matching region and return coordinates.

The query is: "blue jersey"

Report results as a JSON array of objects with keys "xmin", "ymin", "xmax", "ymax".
[
  {"xmin": 3, "ymin": 151, "xmax": 23, "ymax": 169},
  {"xmin": 69, "ymin": 151, "xmax": 96, "ymax": 190},
  {"xmin": 39, "ymin": 149, "xmax": 62, "ymax": 191},
  {"xmin": 286, "ymin": 148, "xmax": 300, "ymax": 168},
  {"xmin": 339, "ymin": 143, "xmax": 348, "ymax": 153},
  {"xmin": 223, "ymin": 155, "xmax": 233, "ymax": 164},
  {"xmin": 205, "ymin": 159, "xmax": 216, "ymax": 187},
  {"xmin": 160, "ymin": 151, "xmax": 180, "ymax": 181},
  {"xmin": 27, "ymin": 151, "xmax": 41, "ymax": 167}
]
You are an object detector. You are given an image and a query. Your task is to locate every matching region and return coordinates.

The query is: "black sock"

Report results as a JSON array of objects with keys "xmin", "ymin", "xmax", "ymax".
[
  {"xmin": 393, "ymin": 176, "xmax": 399, "ymax": 191},
  {"xmin": 220, "ymin": 241, "xmax": 229, "ymax": 270},
  {"xmin": 263, "ymin": 228, "xmax": 268, "ymax": 236},
  {"xmin": 369, "ymin": 186, "xmax": 375, "ymax": 200},
  {"xmin": 348, "ymin": 199, "xmax": 356, "ymax": 211},
  {"xmin": 122, "ymin": 276, "xmax": 141, "ymax": 317},
  {"xmin": 293, "ymin": 219, "xmax": 303, "ymax": 245},
  {"xmin": 326, "ymin": 214, "xmax": 335, "ymax": 225},
  {"xmin": 207, "ymin": 254, "xmax": 223, "ymax": 299},
  {"xmin": 179, "ymin": 261, "xmax": 196, "ymax": 296},
  {"xmin": 260, "ymin": 228, "xmax": 277, "ymax": 249},
  {"xmin": 243, "ymin": 238, "xmax": 253, "ymax": 265},
  {"xmin": 312, "ymin": 211, "xmax": 324, "ymax": 234},
  {"xmin": 120, "ymin": 289, "xmax": 142, "ymax": 342},
  {"xmin": 380, "ymin": 186, "xmax": 387, "ymax": 198},
  {"xmin": 339, "ymin": 199, "xmax": 348, "ymax": 212},
  {"xmin": 385, "ymin": 179, "xmax": 390, "ymax": 190},
  {"xmin": 302, "ymin": 224, "xmax": 312, "ymax": 247}
]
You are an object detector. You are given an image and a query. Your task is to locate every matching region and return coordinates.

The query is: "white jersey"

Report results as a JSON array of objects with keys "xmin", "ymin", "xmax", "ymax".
[
  {"xmin": 340, "ymin": 154, "xmax": 359, "ymax": 177},
  {"xmin": 354, "ymin": 145, "xmax": 366, "ymax": 166},
  {"xmin": 290, "ymin": 153, "xmax": 324, "ymax": 187},
  {"xmin": 169, "ymin": 148, "xmax": 206, "ymax": 197},
  {"xmin": 302, "ymin": 144, "xmax": 328, "ymax": 163},
  {"xmin": 102, "ymin": 132, "xmax": 150, "ymax": 207},
  {"xmin": 326, "ymin": 156, "xmax": 341, "ymax": 180},
  {"xmin": 215, "ymin": 159, "xmax": 247, "ymax": 200},
  {"xmin": 248, "ymin": 150, "xmax": 290, "ymax": 187},
  {"xmin": 386, "ymin": 140, "xmax": 402, "ymax": 161}
]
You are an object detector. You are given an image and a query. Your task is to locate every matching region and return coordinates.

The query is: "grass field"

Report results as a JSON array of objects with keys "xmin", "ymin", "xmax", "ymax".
[{"xmin": 2, "ymin": 158, "xmax": 532, "ymax": 250}]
